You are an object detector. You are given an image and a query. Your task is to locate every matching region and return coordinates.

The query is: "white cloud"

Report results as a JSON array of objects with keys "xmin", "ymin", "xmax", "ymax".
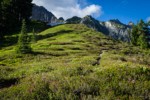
[{"xmin": 32, "ymin": 0, "xmax": 102, "ymax": 19}]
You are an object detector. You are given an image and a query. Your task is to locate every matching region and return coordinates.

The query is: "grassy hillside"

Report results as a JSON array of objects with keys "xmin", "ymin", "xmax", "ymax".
[{"xmin": 0, "ymin": 24, "xmax": 150, "ymax": 100}]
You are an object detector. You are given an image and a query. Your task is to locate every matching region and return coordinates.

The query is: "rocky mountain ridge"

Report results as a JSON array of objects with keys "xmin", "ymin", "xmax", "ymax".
[
  {"xmin": 100, "ymin": 19, "xmax": 131, "ymax": 41},
  {"xmin": 31, "ymin": 5, "xmax": 132, "ymax": 41},
  {"xmin": 80, "ymin": 15, "xmax": 132, "ymax": 41},
  {"xmin": 31, "ymin": 4, "xmax": 57, "ymax": 23}
]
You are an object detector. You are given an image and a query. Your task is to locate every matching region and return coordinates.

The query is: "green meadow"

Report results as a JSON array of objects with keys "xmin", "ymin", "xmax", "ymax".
[{"xmin": 0, "ymin": 24, "xmax": 150, "ymax": 100}]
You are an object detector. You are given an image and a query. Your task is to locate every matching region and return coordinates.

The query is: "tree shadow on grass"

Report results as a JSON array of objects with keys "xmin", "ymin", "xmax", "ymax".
[
  {"xmin": 0, "ymin": 78, "xmax": 18, "ymax": 89},
  {"xmin": 31, "ymin": 51, "xmax": 69, "ymax": 57},
  {"xmin": 38, "ymin": 30, "xmax": 73, "ymax": 41},
  {"xmin": 0, "ymin": 36, "xmax": 18, "ymax": 48}
]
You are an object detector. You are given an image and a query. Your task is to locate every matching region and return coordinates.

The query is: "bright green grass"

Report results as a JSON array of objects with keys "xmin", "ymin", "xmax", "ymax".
[{"xmin": 0, "ymin": 24, "xmax": 150, "ymax": 100}]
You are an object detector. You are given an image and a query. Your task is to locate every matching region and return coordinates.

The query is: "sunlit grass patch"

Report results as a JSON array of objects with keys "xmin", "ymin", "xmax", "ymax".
[{"xmin": 0, "ymin": 24, "xmax": 150, "ymax": 99}]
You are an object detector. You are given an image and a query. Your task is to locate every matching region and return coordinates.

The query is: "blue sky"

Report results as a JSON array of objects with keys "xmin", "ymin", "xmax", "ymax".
[
  {"xmin": 88, "ymin": 0, "xmax": 150, "ymax": 24},
  {"xmin": 33, "ymin": 0, "xmax": 150, "ymax": 24}
]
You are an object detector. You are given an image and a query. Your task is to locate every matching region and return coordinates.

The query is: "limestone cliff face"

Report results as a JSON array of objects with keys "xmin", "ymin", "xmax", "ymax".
[
  {"xmin": 80, "ymin": 16, "xmax": 131, "ymax": 42},
  {"xmin": 100, "ymin": 19, "xmax": 131, "ymax": 41},
  {"xmin": 31, "ymin": 4, "xmax": 57, "ymax": 23}
]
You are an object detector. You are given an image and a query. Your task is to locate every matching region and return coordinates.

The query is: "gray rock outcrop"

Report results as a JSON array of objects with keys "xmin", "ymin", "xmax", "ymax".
[
  {"xmin": 80, "ymin": 16, "xmax": 131, "ymax": 42},
  {"xmin": 31, "ymin": 4, "xmax": 57, "ymax": 23},
  {"xmin": 100, "ymin": 19, "xmax": 131, "ymax": 41}
]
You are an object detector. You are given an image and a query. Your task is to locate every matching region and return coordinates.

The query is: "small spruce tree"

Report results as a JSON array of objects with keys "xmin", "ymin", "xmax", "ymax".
[
  {"xmin": 16, "ymin": 19, "xmax": 32, "ymax": 53},
  {"xmin": 31, "ymin": 28, "xmax": 37, "ymax": 43},
  {"xmin": 129, "ymin": 25, "xmax": 139, "ymax": 45},
  {"xmin": 138, "ymin": 34, "xmax": 149, "ymax": 49}
]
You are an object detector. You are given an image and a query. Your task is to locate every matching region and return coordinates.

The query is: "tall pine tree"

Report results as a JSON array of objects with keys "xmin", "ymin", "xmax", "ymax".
[{"xmin": 16, "ymin": 19, "xmax": 32, "ymax": 54}]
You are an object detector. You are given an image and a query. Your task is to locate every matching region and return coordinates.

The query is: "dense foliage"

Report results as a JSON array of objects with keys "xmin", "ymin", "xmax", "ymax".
[
  {"xmin": 0, "ymin": 0, "xmax": 33, "ymax": 38},
  {"xmin": 130, "ymin": 20, "xmax": 150, "ymax": 49}
]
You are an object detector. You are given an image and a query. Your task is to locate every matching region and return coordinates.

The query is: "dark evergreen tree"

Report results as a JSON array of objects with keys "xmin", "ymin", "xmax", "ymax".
[
  {"xmin": 0, "ymin": 0, "xmax": 2, "ymax": 39},
  {"xmin": 16, "ymin": 19, "xmax": 31, "ymax": 54},
  {"xmin": 129, "ymin": 24, "xmax": 139, "ymax": 45},
  {"xmin": 0, "ymin": 0, "xmax": 33, "ymax": 38},
  {"xmin": 12, "ymin": 0, "xmax": 33, "ymax": 22},
  {"xmin": 138, "ymin": 34, "xmax": 149, "ymax": 49},
  {"xmin": 138, "ymin": 20, "xmax": 149, "ymax": 48},
  {"xmin": 130, "ymin": 19, "xmax": 149, "ymax": 49},
  {"xmin": 1, "ymin": 0, "xmax": 16, "ymax": 34}
]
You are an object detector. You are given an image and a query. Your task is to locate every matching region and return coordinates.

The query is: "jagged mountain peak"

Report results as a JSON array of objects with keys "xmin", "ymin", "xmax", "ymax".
[
  {"xmin": 80, "ymin": 16, "xmax": 131, "ymax": 41},
  {"xmin": 82, "ymin": 15, "xmax": 97, "ymax": 21},
  {"xmin": 66, "ymin": 16, "xmax": 82, "ymax": 24},
  {"xmin": 128, "ymin": 21, "xmax": 134, "ymax": 26},
  {"xmin": 84, "ymin": 15, "xmax": 93, "ymax": 18},
  {"xmin": 38, "ymin": 5, "xmax": 46, "ymax": 9},
  {"xmin": 58, "ymin": 17, "xmax": 64, "ymax": 21},
  {"xmin": 65, "ymin": 15, "xmax": 132, "ymax": 41},
  {"xmin": 109, "ymin": 19, "xmax": 121, "ymax": 23},
  {"xmin": 31, "ymin": 4, "xmax": 57, "ymax": 23},
  {"xmin": 100, "ymin": 20, "xmax": 131, "ymax": 41},
  {"xmin": 81, "ymin": 15, "xmax": 102, "ymax": 31},
  {"xmin": 108, "ymin": 19, "xmax": 127, "ymax": 26}
]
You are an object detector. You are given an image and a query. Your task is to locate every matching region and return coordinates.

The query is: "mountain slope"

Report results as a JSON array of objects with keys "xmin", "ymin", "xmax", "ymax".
[
  {"xmin": 0, "ymin": 24, "xmax": 150, "ymax": 99},
  {"xmin": 66, "ymin": 15, "xmax": 131, "ymax": 41}
]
